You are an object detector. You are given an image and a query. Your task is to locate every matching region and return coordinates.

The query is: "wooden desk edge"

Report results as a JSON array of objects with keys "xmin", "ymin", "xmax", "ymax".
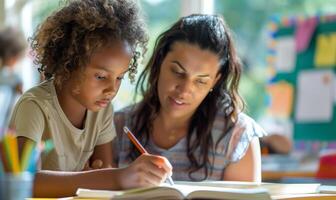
[
  {"xmin": 273, "ymin": 193, "xmax": 336, "ymax": 200},
  {"xmin": 262, "ymin": 170, "xmax": 316, "ymax": 180}
]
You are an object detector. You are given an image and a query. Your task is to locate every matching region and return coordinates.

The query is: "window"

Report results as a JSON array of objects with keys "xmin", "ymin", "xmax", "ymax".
[
  {"xmin": 114, "ymin": 0, "xmax": 182, "ymax": 110},
  {"xmin": 214, "ymin": 0, "xmax": 336, "ymax": 120}
]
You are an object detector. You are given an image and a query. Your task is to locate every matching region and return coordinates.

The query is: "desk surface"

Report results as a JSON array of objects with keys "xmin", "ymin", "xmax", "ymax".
[
  {"xmin": 273, "ymin": 193, "xmax": 336, "ymax": 200},
  {"xmin": 262, "ymin": 170, "xmax": 316, "ymax": 181},
  {"xmin": 262, "ymin": 154, "xmax": 318, "ymax": 181}
]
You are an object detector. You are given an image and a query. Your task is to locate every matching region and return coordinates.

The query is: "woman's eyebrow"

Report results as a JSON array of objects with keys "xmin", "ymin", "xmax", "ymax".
[
  {"xmin": 171, "ymin": 61, "xmax": 210, "ymax": 78},
  {"xmin": 172, "ymin": 61, "xmax": 186, "ymax": 72}
]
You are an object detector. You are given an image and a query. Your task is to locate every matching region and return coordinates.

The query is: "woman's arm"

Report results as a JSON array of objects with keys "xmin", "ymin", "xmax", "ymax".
[{"xmin": 222, "ymin": 137, "xmax": 261, "ymax": 182}]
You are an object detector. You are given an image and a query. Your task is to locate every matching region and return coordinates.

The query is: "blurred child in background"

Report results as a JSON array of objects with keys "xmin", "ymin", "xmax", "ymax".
[{"xmin": 0, "ymin": 27, "xmax": 27, "ymax": 94}]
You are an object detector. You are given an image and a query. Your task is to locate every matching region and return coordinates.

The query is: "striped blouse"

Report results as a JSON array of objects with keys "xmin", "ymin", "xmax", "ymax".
[{"xmin": 112, "ymin": 105, "xmax": 267, "ymax": 181}]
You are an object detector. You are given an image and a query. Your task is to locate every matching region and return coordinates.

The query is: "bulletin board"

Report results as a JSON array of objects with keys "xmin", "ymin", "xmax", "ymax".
[{"xmin": 266, "ymin": 15, "xmax": 336, "ymax": 141}]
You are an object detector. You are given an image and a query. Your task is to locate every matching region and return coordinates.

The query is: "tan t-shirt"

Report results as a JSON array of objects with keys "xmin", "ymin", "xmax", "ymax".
[{"xmin": 9, "ymin": 79, "xmax": 115, "ymax": 171}]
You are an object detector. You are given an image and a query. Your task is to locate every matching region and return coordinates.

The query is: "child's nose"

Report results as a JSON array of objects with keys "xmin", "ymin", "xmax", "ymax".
[{"xmin": 104, "ymin": 82, "xmax": 117, "ymax": 96}]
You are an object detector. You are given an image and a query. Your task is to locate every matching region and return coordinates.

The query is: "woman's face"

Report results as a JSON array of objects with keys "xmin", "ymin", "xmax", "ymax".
[{"xmin": 157, "ymin": 41, "xmax": 221, "ymax": 119}]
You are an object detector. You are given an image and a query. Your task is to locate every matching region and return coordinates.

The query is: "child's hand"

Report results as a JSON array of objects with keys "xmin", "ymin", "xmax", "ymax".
[
  {"xmin": 118, "ymin": 154, "xmax": 173, "ymax": 188},
  {"xmin": 83, "ymin": 159, "xmax": 104, "ymax": 171}
]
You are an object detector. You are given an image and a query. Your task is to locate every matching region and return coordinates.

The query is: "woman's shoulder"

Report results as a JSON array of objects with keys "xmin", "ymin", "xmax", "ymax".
[
  {"xmin": 213, "ymin": 112, "xmax": 266, "ymax": 137},
  {"xmin": 214, "ymin": 112, "xmax": 267, "ymax": 162},
  {"xmin": 114, "ymin": 104, "xmax": 138, "ymax": 118},
  {"xmin": 113, "ymin": 104, "xmax": 139, "ymax": 135},
  {"xmin": 236, "ymin": 113, "xmax": 267, "ymax": 138}
]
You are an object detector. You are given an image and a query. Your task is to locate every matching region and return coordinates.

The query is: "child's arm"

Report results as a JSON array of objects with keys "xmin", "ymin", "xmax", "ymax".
[
  {"xmin": 88, "ymin": 142, "xmax": 113, "ymax": 168},
  {"xmin": 17, "ymin": 137, "xmax": 172, "ymax": 198},
  {"xmin": 35, "ymin": 153, "xmax": 172, "ymax": 197},
  {"xmin": 222, "ymin": 137, "xmax": 261, "ymax": 182}
]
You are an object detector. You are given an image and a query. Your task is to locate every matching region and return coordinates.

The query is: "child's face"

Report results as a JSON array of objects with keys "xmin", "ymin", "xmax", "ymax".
[
  {"xmin": 157, "ymin": 41, "xmax": 221, "ymax": 119},
  {"xmin": 70, "ymin": 40, "xmax": 132, "ymax": 112}
]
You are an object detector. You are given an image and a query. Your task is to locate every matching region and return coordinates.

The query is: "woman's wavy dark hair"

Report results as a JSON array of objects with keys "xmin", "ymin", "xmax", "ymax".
[
  {"xmin": 31, "ymin": 0, "xmax": 148, "ymax": 86},
  {"xmin": 129, "ymin": 14, "xmax": 245, "ymax": 180}
]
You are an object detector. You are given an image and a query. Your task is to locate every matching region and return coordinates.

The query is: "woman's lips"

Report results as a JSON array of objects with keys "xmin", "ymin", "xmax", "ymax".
[{"xmin": 168, "ymin": 96, "xmax": 188, "ymax": 108}]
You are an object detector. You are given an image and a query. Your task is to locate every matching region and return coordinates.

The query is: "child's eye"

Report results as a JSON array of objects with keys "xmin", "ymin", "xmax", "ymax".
[
  {"xmin": 117, "ymin": 76, "xmax": 124, "ymax": 81},
  {"xmin": 95, "ymin": 74, "xmax": 106, "ymax": 80}
]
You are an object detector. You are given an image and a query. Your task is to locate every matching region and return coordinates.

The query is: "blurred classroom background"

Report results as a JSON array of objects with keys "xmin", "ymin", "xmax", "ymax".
[{"xmin": 0, "ymin": 0, "xmax": 336, "ymax": 183}]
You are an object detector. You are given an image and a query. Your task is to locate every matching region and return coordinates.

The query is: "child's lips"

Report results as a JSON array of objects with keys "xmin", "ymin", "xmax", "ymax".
[{"xmin": 96, "ymin": 99, "xmax": 110, "ymax": 108}]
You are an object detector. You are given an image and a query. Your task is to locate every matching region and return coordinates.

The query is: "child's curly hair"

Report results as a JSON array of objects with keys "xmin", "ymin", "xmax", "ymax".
[{"xmin": 31, "ymin": 0, "xmax": 148, "ymax": 86}]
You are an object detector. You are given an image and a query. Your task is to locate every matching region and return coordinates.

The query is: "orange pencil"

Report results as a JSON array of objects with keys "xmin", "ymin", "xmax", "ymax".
[
  {"xmin": 123, "ymin": 126, "xmax": 174, "ymax": 185},
  {"xmin": 123, "ymin": 127, "xmax": 148, "ymax": 154}
]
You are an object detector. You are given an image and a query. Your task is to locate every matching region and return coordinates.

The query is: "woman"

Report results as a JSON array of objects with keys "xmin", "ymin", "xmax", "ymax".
[{"xmin": 112, "ymin": 14, "xmax": 266, "ymax": 182}]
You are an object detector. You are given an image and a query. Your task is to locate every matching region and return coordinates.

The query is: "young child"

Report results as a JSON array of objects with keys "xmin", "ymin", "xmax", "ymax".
[
  {"xmin": 112, "ymin": 14, "xmax": 267, "ymax": 182},
  {"xmin": 0, "ymin": 27, "xmax": 26, "ymax": 95},
  {"xmin": 0, "ymin": 27, "xmax": 26, "ymax": 132},
  {"xmin": 9, "ymin": 0, "xmax": 172, "ymax": 197}
]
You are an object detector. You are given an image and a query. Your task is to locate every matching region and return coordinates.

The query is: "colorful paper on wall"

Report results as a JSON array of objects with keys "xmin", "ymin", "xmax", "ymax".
[
  {"xmin": 295, "ymin": 17, "xmax": 317, "ymax": 52},
  {"xmin": 275, "ymin": 37, "xmax": 296, "ymax": 72},
  {"xmin": 267, "ymin": 81, "xmax": 294, "ymax": 118},
  {"xmin": 314, "ymin": 34, "xmax": 336, "ymax": 67},
  {"xmin": 334, "ymin": 73, "xmax": 336, "ymax": 103},
  {"xmin": 295, "ymin": 70, "xmax": 334, "ymax": 122}
]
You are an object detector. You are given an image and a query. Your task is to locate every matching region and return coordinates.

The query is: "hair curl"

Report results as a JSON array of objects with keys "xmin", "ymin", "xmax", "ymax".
[
  {"xmin": 130, "ymin": 14, "xmax": 245, "ymax": 180},
  {"xmin": 31, "ymin": 0, "xmax": 148, "ymax": 86}
]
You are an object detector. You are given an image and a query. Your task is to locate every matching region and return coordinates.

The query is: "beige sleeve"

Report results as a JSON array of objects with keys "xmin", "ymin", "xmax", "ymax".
[
  {"xmin": 96, "ymin": 103, "xmax": 116, "ymax": 145},
  {"xmin": 9, "ymin": 100, "xmax": 45, "ymax": 142}
]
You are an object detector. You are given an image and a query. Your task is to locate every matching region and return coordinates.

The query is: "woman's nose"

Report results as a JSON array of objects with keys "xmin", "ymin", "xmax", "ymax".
[{"xmin": 176, "ymin": 79, "xmax": 194, "ymax": 96}]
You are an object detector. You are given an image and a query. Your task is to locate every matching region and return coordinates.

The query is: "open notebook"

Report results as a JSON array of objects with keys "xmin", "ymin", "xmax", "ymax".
[
  {"xmin": 77, "ymin": 182, "xmax": 271, "ymax": 200},
  {"xmin": 77, "ymin": 184, "xmax": 270, "ymax": 200},
  {"xmin": 76, "ymin": 181, "xmax": 323, "ymax": 200}
]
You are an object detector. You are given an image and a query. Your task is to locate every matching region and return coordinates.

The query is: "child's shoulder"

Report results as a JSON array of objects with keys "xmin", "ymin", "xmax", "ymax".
[{"xmin": 16, "ymin": 79, "xmax": 54, "ymax": 108}]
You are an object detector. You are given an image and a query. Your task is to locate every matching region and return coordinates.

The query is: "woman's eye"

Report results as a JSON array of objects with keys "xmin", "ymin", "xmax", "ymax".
[
  {"xmin": 95, "ymin": 74, "xmax": 106, "ymax": 80},
  {"xmin": 196, "ymin": 79, "xmax": 207, "ymax": 85},
  {"xmin": 172, "ymin": 69, "xmax": 184, "ymax": 76}
]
